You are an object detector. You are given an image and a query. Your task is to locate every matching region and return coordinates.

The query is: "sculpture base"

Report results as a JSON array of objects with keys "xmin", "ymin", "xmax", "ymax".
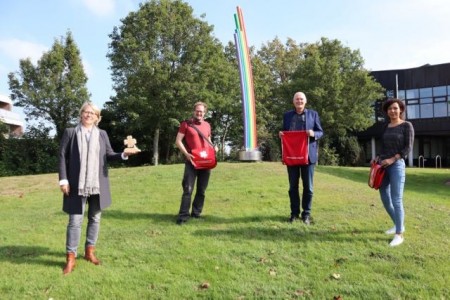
[{"xmin": 238, "ymin": 150, "xmax": 262, "ymax": 161}]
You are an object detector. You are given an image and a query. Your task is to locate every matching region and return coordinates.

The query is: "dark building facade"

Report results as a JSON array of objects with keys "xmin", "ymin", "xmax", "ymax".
[{"xmin": 359, "ymin": 63, "xmax": 450, "ymax": 168}]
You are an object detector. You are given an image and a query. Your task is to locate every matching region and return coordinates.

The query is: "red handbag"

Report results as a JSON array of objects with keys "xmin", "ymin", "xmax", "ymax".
[
  {"xmin": 368, "ymin": 162, "xmax": 385, "ymax": 189},
  {"xmin": 281, "ymin": 131, "xmax": 309, "ymax": 166},
  {"xmin": 187, "ymin": 123, "xmax": 217, "ymax": 170}
]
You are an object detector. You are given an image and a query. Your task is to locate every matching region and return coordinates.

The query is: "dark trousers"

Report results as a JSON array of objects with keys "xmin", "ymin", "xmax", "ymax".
[
  {"xmin": 178, "ymin": 161, "xmax": 211, "ymax": 220},
  {"xmin": 287, "ymin": 164, "xmax": 315, "ymax": 218}
]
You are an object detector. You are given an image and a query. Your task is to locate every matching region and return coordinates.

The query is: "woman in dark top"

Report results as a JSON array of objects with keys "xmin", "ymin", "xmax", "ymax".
[{"xmin": 372, "ymin": 98, "xmax": 414, "ymax": 247}]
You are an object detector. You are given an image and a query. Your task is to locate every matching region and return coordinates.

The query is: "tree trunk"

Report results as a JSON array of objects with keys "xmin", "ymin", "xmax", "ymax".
[
  {"xmin": 153, "ymin": 127, "xmax": 159, "ymax": 166},
  {"xmin": 221, "ymin": 121, "xmax": 230, "ymax": 160}
]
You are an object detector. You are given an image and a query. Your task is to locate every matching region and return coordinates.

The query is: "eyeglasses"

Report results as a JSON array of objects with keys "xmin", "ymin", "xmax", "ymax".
[{"xmin": 83, "ymin": 111, "xmax": 96, "ymax": 116}]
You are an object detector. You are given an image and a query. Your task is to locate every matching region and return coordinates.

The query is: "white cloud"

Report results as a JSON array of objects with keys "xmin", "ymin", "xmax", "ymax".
[
  {"xmin": 82, "ymin": 59, "xmax": 93, "ymax": 78},
  {"xmin": 0, "ymin": 39, "xmax": 48, "ymax": 64},
  {"xmin": 82, "ymin": 0, "xmax": 115, "ymax": 17}
]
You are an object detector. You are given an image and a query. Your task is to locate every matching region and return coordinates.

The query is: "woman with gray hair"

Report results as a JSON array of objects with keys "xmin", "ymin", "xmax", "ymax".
[{"xmin": 58, "ymin": 102, "xmax": 137, "ymax": 275}]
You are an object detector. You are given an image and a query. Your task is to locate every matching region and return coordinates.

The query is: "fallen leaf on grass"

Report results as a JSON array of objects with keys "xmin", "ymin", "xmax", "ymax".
[
  {"xmin": 147, "ymin": 230, "xmax": 162, "ymax": 237},
  {"xmin": 269, "ymin": 269, "xmax": 276, "ymax": 276},
  {"xmin": 199, "ymin": 282, "xmax": 210, "ymax": 289},
  {"xmin": 294, "ymin": 289, "xmax": 312, "ymax": 297},
  {"xmin": 331, "ymin": 273, "xmax": 341, "ymax": 280}
]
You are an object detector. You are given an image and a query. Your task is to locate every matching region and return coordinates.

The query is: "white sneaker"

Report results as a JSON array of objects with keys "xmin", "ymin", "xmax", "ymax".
[
  {"xmin": 389, "ymin": 234, "xmax": 404, "ymax": 247},
  {"xmin": 385, "ymin": 226, "xmax": 405, "ymax": 235}
]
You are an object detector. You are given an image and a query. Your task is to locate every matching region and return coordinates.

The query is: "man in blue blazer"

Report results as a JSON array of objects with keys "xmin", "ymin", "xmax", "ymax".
[{"xmin": 279, "ymin": 92, "xmax": 324, "ymax": 225}]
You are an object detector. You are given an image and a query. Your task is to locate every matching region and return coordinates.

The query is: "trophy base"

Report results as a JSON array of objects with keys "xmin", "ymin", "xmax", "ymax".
[
  {"xmin": 124, "ymin": 147, "xmax": 141, "ymax": 155},
  {"xmin": 238, "ymin": 150, "xmax": 262, "ymax": 161}
]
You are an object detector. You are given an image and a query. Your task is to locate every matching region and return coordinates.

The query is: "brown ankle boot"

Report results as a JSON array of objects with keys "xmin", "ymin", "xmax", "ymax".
[
  {"xmin": 84, "ymin": 246, "xmax": 101, "ymax": 265},
  {"xmin": 63, "ymin": 252, "xmax": 76, "ymax": 275}
]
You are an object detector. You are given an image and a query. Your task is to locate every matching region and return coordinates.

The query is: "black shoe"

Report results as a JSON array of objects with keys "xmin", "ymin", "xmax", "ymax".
[
  {"xmin": 302, "ymin": 215, "xmax": 311, "ymax": 225},
  {"xmin": 288, "ymin": 215, "xmax": 299, "ymax": 223},
  {"xmin": 190, "ymin": 214, "xmax": 201, "ymax": 219},
  {"xmin": 176, "ymin": 219, "xmax": 187, "ymax": 225}
]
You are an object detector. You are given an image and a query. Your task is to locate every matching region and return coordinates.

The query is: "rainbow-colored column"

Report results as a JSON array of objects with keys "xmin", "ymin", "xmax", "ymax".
[{"xmin": 234, "ymin": 6, "xmax": 261, "ymax": 161}]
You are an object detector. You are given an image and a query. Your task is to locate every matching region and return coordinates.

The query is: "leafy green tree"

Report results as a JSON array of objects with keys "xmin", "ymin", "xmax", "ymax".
[
  {"xmin": 107, "ymin": 0, "xmax": 234, "ymax": 165},
  {"xmin": 203, "ymin": 42, "xmax": 241, "ymax": 160},
  {"xmin": 8, "ymin": 31, "xmax": 89, "ymax": 141},
  {"xmin": 254, "ymin": 38, "xmax": 305, "ymax": 160},
  {"xmin": 0, "ymin": 121, "xmax": 9, "ymax": 137},
  {"xmin": 289, "ymin": 37, "xmax": 384, "ymax": 165}
]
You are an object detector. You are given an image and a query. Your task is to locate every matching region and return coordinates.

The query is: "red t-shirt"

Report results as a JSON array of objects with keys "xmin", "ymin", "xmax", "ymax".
[{"xmin": 178, "ymin": 119, "xmax": 211, "ymax": 152}]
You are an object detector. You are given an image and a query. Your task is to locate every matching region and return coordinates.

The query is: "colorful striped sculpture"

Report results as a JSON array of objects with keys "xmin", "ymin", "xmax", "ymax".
[{"xmin": 234, "ymin": 6, "xmax": 261, "ymax": 161}]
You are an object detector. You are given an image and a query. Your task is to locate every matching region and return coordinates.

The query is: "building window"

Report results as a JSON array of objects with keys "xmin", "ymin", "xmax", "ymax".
[
  {"xmin": 406, "ymin": 89, "xmax": 419, "ymax": 99},
  {"xmin": 420, "ymin": 103, "xmax": 433, "ymax": 118},
  {"xmin": 420, "ymin": 87, "xmax": 432, "ymax": 98},
  {"xmin": 401, "ymin": 86, "xmax": 449, "ymax": 119},
  {"xmin": 434, "ymin": 102, "xmax": 447, "ymax": 117},
  {"xmin": 433, "ymin": 86, "xmax": 447, "ymax": 97},
  {"xmin": 407, "ymin": 104, "xmax": 420, "ymax": 119}
]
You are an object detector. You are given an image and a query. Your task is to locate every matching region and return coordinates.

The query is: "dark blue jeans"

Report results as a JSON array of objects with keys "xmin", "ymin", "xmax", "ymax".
[
  {"xmin": 178, "ymin": 161, "xmax": 211, "ymax": 220},
  {"xmin": 287, "ymin": 164, "xmax": 315, "ymax": 218}
]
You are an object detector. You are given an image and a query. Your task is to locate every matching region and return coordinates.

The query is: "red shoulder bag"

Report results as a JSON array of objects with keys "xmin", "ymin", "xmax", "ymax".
[{"xmin": 187, "ymin": 123, "xmax": 217, "ymax": 170}]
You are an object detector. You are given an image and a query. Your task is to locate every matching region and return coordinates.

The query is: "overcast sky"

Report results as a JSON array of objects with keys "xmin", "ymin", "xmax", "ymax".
[{"xmin": 1, "ymin": 0, "xmax": 449, "ymax": 124}]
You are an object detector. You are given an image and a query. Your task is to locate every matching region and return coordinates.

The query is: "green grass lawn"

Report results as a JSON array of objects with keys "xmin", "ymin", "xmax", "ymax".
[{"xmin": 0, "ymin": 162, "xmax": 449, "ymax": 299}]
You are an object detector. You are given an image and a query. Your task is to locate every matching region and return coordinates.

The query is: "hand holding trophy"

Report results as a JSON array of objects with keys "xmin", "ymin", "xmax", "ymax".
[{"xmin": 123, "ymin": 135, "xmax": 141, "ymax": 155}]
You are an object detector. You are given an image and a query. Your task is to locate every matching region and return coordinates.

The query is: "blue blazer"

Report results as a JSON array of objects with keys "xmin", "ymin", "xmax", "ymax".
[{"xmin": 282, "ymin": 109, "xmax": 324, "ymax": 164}]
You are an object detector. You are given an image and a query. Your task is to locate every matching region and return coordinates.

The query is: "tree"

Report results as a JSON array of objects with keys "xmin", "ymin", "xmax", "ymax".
[
  {"xmin": 253, "ymin": 37, "xmax": 305, "ymax": 160},
  {"xmin": 202, "ymin": 42, "xmax": 241, "ymax": 160},
  {"xmin": 107, "ymin": 0, "xmax": 234, "ymax": 165},
  {"xmin": 8, "ymin": 30, "xmax": 89, "ymax": 140},
  {"xmin": 0, "ymin": 121, "xmax": 9, "ymax": 138},
  {"xmin": 289, "ymin": 38, "xmax": 384, "ymax": 165}
]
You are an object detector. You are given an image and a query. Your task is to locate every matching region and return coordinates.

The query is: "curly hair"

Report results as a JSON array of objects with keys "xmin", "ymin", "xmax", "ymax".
[{"xmin": 382, "ymin": 98, "xmax": 405, "ymax": 119}]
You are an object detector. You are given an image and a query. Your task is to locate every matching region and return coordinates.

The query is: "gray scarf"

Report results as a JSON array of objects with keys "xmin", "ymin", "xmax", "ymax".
[{"xmin": 76, "ymin": 124, "xmax": 100, "ymax": 196}]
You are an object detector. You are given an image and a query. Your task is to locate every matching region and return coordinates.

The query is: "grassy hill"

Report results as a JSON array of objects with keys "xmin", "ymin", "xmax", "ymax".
[{"xmin": 0, "ymin": 162, "xmax": 449, "ymax": 299}]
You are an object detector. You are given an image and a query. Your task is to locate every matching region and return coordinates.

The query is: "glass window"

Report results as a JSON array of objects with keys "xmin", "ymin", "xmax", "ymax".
[
  {"xmin": 434, "ymin": 103, "xmax": 447, "ymax": 117},
  {"xmin": 420, "ymin": 104, "xmax": 433, "ymax": 118},
  {"xmin": 434, "ymin": 96, "xmax": 447, "ymax": 102},
  {"xmin": 407, "ymin": 105, "xmax": 420, "ymax": 119},
  {"xmin": 421, "ymin": 97, "xmax": 433, "ymax": 104},
  {"xmin": 433, "ymin": 86, "xmax": 447, "ymax": 97},
  {"xmin": 407, "ymin": 99, "xmax": 419, "ymax": 104},
  {"xmin": 406, "ymin": 89, "xmax": 419, "ymax": 99},
  {"xmin": 397, "ymin": 90, "xmax": 406, "ymax": 99},
  {"xmin": 420, "ymin": 87, "xmax": 432, "ymax": 98}
]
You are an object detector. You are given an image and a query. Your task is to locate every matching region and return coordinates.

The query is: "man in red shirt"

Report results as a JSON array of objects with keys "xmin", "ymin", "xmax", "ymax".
[{"xmin": 175, "ymin": 102, "xmax": 213, "ymax": 225}]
